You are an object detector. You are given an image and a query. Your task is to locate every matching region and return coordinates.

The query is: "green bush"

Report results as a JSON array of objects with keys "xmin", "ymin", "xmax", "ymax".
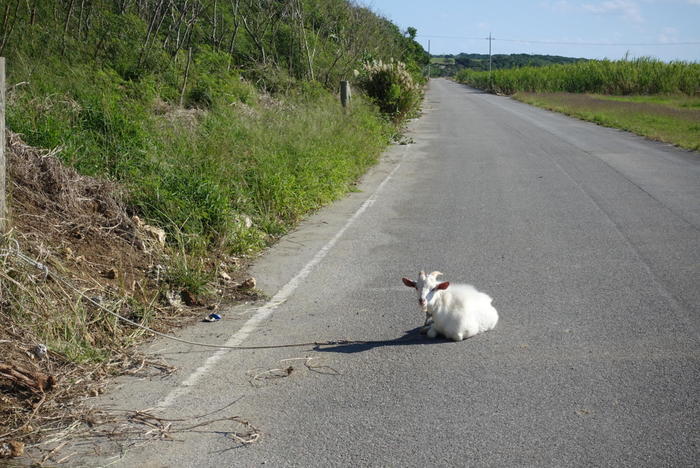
[
  {"xmin": 355, "ymin": 59, "xmax": 422, "ymax": 120},
  {"xmin": 186, "ymin": 86, "xmax": 214, "ymax": 109}
]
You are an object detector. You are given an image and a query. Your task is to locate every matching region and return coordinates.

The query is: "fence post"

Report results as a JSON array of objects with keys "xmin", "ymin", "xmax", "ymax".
[
  {"xmin": 0, "ymin": 57, "xmax": 6, "ymax": 233},
  {"xmin": 340, "ymin": 80, "xmax": 351, "ymax": 111}
]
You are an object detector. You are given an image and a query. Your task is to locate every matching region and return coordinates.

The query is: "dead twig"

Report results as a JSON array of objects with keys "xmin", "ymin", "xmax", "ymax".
[{"xmin": 247, "ymin": 357, "xmax": 340, "ymax": 387}]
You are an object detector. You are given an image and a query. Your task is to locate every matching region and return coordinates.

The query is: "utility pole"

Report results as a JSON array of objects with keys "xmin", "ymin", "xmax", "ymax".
[
  {"xmin": 488, "ymin": 32, "xmax": 493, "ymax": 89},
  {"xmin": 427, "ymin": 39, "xmax": 431, "ymax": 79}
]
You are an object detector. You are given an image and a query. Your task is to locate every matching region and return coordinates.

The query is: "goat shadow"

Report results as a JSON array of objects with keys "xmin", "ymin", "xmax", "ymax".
[{"xmin": 314, "ymin": 326, "xmax": 451, "ymax": 354}]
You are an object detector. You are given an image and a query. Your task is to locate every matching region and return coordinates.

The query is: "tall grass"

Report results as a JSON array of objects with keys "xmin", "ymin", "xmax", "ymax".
[
  {"xmin": 7, "ymin": 53, "xmax": 393, "ymax": 257},
  {"xmin": 455, "ymin": 57, "xmax": 700, "ymax": 96},
  {"xmin": 356, "ymin": 59, "xmax": 424, "ymax": 121}
]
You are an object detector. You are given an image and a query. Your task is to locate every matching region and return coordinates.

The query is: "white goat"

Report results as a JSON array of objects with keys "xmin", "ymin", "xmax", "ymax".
[{"xmin": 402, "ymin": 270, "xmax": 498, "ymax": 341}]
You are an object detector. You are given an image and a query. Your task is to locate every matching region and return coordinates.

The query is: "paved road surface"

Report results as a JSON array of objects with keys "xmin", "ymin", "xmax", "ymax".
[{"xmin": 78, "ymin": 78, "xmax": 699, "ymax": 467}]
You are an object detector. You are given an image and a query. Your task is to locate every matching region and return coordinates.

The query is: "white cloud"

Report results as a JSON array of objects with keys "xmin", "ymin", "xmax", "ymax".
[
  {"xmin": 583, "ymin": 0, "xmax": 644, "ymax": 23},
  {"xmin": 658, "ymin": 27, "xmax": 680, "ymax": 43},
  {"xmin": 539, "ymin": 0, "xmax": 575, "ymax": 10}
]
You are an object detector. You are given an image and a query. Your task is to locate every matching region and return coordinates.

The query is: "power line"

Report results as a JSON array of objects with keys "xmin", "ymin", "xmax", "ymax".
[
  {"xmin": 417, "ymin": 34, "xmax": 485, "ymax": 40},
  {"xmin": 417, "ymin": 34, "xmax": 700, "ymax": 46},
  {"xmin": 497, "ymin": 38, "xmax": 700, "ymax": 46}
]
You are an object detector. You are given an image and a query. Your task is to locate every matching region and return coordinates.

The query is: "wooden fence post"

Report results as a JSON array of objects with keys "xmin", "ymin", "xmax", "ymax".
[
  {"xmin": 0, "ymin": 57, "xmax": 6, "ymax": 234},
  {"xmin": 340, "ymin": 80, "xmax": 351, "ymax": 111}
]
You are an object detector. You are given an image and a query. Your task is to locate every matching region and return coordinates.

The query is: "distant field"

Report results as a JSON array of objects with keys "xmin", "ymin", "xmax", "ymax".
[
  {"xmin": 454, "ymin": 57, "xmax": 700, "ymax": 151},
  {"xmin": 513, "ymin": 93, "xmax": 700, "ymax": 151},
  {"xmin": 431, "ymin": 57, "xmax": 455, "ymax": 65},
  {"xmin": 455, "ymin": 57, "xmax": 700, "ymax": 95}
]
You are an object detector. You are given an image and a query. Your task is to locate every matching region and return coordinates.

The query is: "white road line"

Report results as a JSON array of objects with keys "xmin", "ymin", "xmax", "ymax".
[{"xmin": 156, "ymin": 161, "xmax": 403, "ymax": 409}]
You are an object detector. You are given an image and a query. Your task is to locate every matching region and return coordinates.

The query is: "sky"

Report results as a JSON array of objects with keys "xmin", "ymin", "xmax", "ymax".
[{"xmin": 365, "ymin": 0, "xmax": 700, "ymax": 62}]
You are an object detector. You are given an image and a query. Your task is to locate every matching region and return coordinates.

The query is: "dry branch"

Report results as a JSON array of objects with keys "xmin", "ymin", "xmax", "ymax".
[{"xmin": 0, "ymin": 363, "xmax": 56, "ymax": 393}]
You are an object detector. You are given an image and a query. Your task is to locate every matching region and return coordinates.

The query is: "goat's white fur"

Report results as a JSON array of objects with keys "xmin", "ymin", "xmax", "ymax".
[{"xmin": 402, "ymin": 270, "xmax": 498, "ymax": 341}]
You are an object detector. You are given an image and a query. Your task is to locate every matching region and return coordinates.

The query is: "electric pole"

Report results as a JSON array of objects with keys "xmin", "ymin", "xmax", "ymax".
[
  {"xmin": 488, "ymin": 32, "xmax": 493, "ymax": 89},
  {"xmin": 427, "ymin": 39, "xmax": 431, "ymax": 79}
]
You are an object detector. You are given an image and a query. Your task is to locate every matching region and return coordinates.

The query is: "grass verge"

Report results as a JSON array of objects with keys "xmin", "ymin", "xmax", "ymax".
[
  {"xmin": 513, "ymin": 92, "xmax": 700, "ymax": 151},
  {"xmin": 7, "ymin": 60, "xmax": 395, "ymax": 257},
  {"xmin": 1, "ymin": 56, "xmax": 401, "ymax": 458}
]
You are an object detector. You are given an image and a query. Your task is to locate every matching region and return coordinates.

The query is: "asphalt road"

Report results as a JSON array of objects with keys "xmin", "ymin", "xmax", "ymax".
[{"xmin": 77, "ymin": 78, "xmax": 699, "ymax": 467}]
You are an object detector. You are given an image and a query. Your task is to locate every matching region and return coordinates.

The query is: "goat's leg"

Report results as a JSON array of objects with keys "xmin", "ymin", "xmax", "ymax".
[
  {"xmin": 420, "ymin": 313, "xmax": 433, "ymax": 334},
  {"xmin": 449, "ymin": 332, "xmax": 465, "ymax": 341},
  {"xmin": 426, "ymin": 325, "xmax": 438, "ymax": 339}
]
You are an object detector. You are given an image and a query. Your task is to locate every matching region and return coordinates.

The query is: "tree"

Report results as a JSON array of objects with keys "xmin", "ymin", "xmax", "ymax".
[{"xmin": 405, "ymin": 26, "xmax": 416, "ymax": 40}]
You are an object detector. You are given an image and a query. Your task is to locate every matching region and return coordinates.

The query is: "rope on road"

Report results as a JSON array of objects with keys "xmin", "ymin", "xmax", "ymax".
[{"xmin": 1, "ymin": 240, "xmax": 369, "ymax": 351}]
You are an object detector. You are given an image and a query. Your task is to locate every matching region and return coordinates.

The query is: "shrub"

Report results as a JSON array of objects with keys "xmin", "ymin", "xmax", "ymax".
[
  {"xmin": 355, "ymin": 59, "xmax": 422, "ymax": 120},
  {"xmin": 186, "ymin": 86, "xmax": 214, "ymax": 109}
]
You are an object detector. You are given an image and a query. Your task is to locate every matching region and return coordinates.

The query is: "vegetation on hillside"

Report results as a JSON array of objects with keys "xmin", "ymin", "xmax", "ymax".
[
  {"xmin": 0, "ymin": 0, "xmax": 428, "ymax": 454},
  {"xmin": 3, "ymin": 0, "xmax": 428, "ymax": 256}
]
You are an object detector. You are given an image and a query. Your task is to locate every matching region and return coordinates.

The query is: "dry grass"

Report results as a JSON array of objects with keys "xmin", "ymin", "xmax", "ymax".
[
  {"xmin": 0, "ymin": 132, "xmax": 260, "ymax": 463},
  {"xmin": 16, "ymin": 403, "xmax": 260, "ymax": 465}
]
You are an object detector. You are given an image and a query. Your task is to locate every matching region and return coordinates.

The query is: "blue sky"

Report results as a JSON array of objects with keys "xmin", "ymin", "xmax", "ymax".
[{"xmin": 365, "ymin": 0, "xmax": 700, "ymax": 61}]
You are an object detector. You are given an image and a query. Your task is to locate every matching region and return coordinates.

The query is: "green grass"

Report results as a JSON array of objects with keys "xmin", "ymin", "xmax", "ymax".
[
  {"xmin": 7, "ymin": 56, "xmax": 394, "ymax": 257},
  {"xmin": 431, "ymin": 57, "xmax": 455, "ymax": 65},
  {"xmin": 456, "ymin": 57, "xmax": 700, "ymax": 96},
  {"xmin": 514, "ymin": 92, "xmax": 700, "ymax": 151},
  {"xmin": 594, "ymin": 94, "xmax": 700, "ymax": 108}
]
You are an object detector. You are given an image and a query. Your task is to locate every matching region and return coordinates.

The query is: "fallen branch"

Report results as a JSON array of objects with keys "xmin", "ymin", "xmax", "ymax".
[{"xmin": 0, "ymin": 363, "xmax": 56, "ymax": 393}]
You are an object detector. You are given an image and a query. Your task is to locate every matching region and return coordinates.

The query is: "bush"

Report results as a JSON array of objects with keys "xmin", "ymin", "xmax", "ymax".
[
  {"xmin": 186, "ymin": 86, "xmax": 214, "ymax": 109},
  {"xmin": 355, "ymin": 59, "xmax": 422, "ymax": 120}
]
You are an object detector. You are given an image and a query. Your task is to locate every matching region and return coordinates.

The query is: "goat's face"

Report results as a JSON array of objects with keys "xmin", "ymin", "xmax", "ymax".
[{"xmin": 402, "ymin": 270, "xmax": 450, "ymax": 313}]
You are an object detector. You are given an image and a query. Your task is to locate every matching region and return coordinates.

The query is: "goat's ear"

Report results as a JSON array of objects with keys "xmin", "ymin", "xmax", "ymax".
[
  {"xmin": 435, "ymin": 281, "xmax": 450, "ymax": 290},
  {"xmin": 402, "ymin": 278, "xmax": 416, "ymax": 288}
]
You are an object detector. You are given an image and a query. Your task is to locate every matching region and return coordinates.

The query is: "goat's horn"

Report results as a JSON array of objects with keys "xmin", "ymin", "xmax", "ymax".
[{"xmin": 429, "ymin": 271, "xmax": 443, "ymax": 278}]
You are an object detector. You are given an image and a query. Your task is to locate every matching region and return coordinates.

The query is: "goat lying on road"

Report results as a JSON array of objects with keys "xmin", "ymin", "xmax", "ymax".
[{"xmin": 402, "ymin": 271, "xmax": 498, "ymax": 341}]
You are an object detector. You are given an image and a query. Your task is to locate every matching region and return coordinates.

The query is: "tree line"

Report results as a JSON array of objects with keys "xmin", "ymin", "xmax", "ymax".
[
  {"xmin": 1, "ymin": 0, "xmax": 428, "ymax": 92},
  {"xmin": 430, "ymin": 52, "xmax": 585, "ymax": 77}
]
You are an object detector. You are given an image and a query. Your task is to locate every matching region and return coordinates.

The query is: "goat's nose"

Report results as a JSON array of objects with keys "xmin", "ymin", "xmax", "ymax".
[{"xmin": 419, "ymin": 298, "xmax": 426, "ymax": 306}]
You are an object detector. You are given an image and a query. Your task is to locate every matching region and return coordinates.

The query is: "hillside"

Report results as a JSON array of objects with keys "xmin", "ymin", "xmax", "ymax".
[{"xmin": 0, "ymin": 0, "xmax": 427, "ymax": 459}]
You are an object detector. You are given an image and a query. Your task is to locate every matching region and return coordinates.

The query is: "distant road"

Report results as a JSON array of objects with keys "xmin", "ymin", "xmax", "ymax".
[{"xmin": 82, "ymin": 78, "xmax": 699, "ymax": 467}]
